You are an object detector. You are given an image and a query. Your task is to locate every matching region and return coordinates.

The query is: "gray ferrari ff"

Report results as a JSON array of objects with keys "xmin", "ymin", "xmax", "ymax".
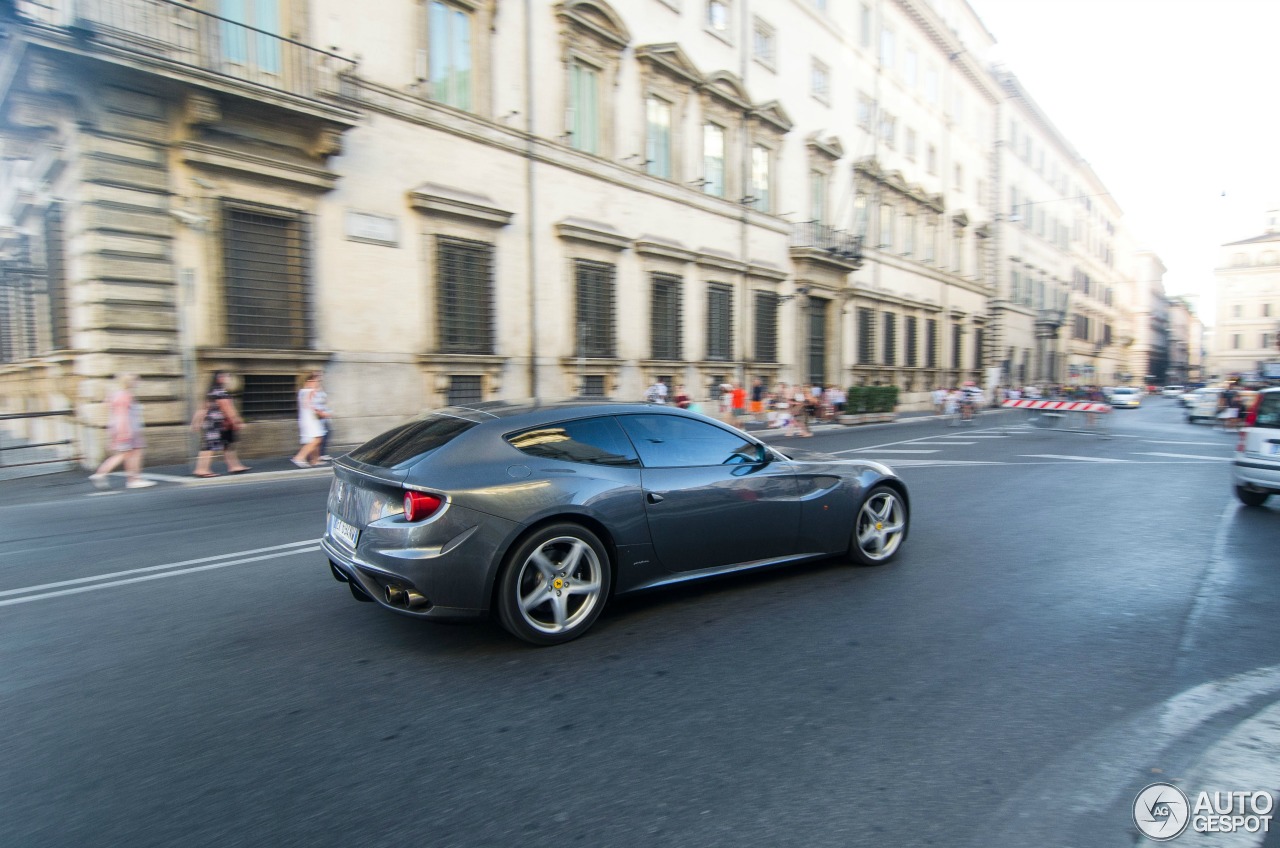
[{"xmin": 322, "ymin": 401, "xmax": 909, "ymax": 645}]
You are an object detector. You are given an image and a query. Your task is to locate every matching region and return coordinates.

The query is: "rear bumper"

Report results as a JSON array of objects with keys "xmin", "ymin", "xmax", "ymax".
[
  {"xmin": 1233, "ymin": 456, "xmax": 1280, "ymax": 493},
  {"xmin": 323, "ymin": 537, "xmax": 488, "ymax": 620}
]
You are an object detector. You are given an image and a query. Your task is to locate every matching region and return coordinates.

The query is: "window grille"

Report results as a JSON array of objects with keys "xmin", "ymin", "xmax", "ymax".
[
  {"xmin": 240, "ymin": 374, "xmax": 297, "ymax": 420},
  {"xmin": 222, "ymin": 203, "xmax": 310, "ymax": 350},
  {"xmin": 574, "ymin": 260, "xmax": 615, "ymax": 358},
  {"xmin": 808, "ymin": 298, "xmax": 828, "ymax": 384},
  {"xmin": 447, "ymin": 375, "xmax": 484, "ymax": 405},
  {"xmin": 706, "ymin": 284, "xmax": 733, "ymax": 361},
  {"xmin": 437, "ymin": 236, "xmax": 494, "ymax": 354},
  {"xmin": 45, "ymin": 203, "xmax": 68, "ymax": 351},
  {"xmin": 581, "ymin": 374, "xmax": 605, "ymax": 397},
  {"xmin": 754, "ymin": 292, "xmax": 778, "ymax": 363},
  {"xmin": 858, "ymin": 307, "xmax": 875, "ymax": 364},
  {"xmin": 882, "ymin": 312, "xmax": 897, "ymax": 366},
  {"xmin": 952, "ymin": 323, "xmax": 963, "ymax": 369},
  {"xmin": 905, "ymin": 316, "xmax": 918, "ymax": 368},
  {"xmin": 926, "ymin": 319, "xmax": 938, "ymax": 368},
  {"xmin": 973, "ymin": 328, "xmax": 984, "ymax": 371},
  {"xmin": 650, "ymin": 273, "xmax": 682, "ymax": 361}
]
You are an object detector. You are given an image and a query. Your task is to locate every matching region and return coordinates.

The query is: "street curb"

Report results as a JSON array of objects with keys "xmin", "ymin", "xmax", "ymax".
[{"xmin": 157, "ymin": 466, "xmax": 334, "ymax": 487}]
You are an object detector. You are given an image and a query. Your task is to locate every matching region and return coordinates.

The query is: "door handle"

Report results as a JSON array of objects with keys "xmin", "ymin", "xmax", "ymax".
[{"xmin": 647, "ymin": 492, "xmax": 664, "ymax": 504}]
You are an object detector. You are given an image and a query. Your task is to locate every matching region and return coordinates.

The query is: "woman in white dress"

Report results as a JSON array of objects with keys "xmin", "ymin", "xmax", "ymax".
[{"xmin": 291, "ymin": 372, "xmax": 327, "ymax": 468}]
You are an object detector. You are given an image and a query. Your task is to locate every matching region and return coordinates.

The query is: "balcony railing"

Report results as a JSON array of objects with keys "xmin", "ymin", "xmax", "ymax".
[
  {"xmin": 16, "ymin": 0, "xmax": 356, "ymax": 103},
  {"xmin": 790, "ymin": 222, "xmax": 863, "ymax": 262}
]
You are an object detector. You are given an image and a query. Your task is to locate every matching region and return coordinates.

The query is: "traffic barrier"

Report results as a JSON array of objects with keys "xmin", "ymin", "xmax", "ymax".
[{"xmin": 1000, "ymin": 399, "xmax": 1111, "ymax": 438}]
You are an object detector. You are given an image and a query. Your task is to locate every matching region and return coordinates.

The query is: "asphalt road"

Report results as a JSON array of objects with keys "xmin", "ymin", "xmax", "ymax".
[{"xmin": 2, "ymin": 399, "xmax": 1278, "ymax": 847}]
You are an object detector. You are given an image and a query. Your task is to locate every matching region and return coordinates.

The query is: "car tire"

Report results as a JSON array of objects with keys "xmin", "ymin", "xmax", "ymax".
[
  {"xmin": 848, "ymin": 485, "xmax": 908, "ymax": 566},
  {"xmin": 1235, "ymin": 486, "xmax": 1271, "ymax": 508},
  {"xmin": 496, "ymin": 523, "xmax": 612, "ymax": 646}
]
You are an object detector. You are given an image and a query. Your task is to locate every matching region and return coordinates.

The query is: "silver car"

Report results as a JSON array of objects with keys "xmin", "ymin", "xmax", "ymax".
[
  {"xmin": 321, "ymin": 402, "xmax": 910, "ymax": 644},
  {"xmin": 1233, "ymin": 388, "xmax": 1280, "ymax": 506}
]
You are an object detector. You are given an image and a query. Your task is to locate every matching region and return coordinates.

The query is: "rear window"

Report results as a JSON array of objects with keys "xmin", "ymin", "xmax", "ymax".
[
  {"xmin": 1255, "ymin": 393, "xmax": 1280, "ymax": 429},
  {"xmin": 1113, "ymin": 388, "xmax": 1138, "ymax": 395},
  {"xmin": 348, "ymin": 415, "xmax": 478, "ymax": 467}
]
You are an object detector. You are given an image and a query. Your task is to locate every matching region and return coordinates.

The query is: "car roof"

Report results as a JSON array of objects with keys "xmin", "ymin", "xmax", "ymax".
[{"xmin": 426, "ymin": 400, "xmax": 711, "ymax": 430}]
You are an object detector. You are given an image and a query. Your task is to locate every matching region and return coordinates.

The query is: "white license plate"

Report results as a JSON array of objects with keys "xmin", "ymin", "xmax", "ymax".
[{"xmin": 331, "ymin": 516, "xmax": 359, "ymax": 549}]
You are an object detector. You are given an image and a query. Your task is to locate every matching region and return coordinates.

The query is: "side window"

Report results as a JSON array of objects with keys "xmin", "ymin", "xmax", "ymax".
[
  {"xmin": 507, "ymin": 417, "xmax": 639, "ymax": 467},
  {"xmin": 1256, "ymin": 394, "xmax": 1280, "ymax": 429},
  {"xmin": 618, "ymin": 414, "xmax": 762, "ymax": 467}
]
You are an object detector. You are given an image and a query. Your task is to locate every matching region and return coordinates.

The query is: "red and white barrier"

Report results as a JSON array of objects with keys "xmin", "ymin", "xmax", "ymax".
[{"xmin": 1002, "ymin": 399, "xmax": 1111, "ymax": 413}]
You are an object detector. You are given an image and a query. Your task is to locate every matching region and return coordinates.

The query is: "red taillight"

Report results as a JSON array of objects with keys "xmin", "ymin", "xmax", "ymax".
[
  {"xmin": 403, "ymin": 491, "xmax": 443, "ymax": 522},
  {"xmin": 1237, "ymin": 431, "xmax": 1247, "ymax": 453},
  {"xmin": 1244, "ymin": 396, "xmax": 1260, "ymax": 427}
]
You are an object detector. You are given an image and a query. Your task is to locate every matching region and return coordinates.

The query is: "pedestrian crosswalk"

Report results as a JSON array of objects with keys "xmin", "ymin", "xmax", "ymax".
[{"xmin": 841, "ymin": 426, "xmax": 1236, "ymax": 467}]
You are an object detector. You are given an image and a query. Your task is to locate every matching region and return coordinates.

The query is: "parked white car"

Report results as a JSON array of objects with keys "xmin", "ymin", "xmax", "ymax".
[
  {"xmin": 1110, "ymin": 387, "xmax": 1142, "ymax": 409},
  {"xmin": 1233, "ymin": 388, "xmax": 1280, "ymax": 506},
  {"xmin": 1162, "ymin": 385, "xmax": 1184, "ymax": 398}
]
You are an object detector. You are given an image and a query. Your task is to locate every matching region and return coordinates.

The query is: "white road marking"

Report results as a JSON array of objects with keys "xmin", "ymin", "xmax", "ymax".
[
  {"xmin": 0, "ymin": 540, "xmax": 322, "ymax": 605},
  {"xmin": 1134, "ymin": 452, "xmax": 1233, "ymax": 462},
  {"xmin": 916, "ymin": 441, "xmax": 977, "ymax": 445},
  {"xmin": 1018, "ymin": 454, "xmax": 1130, "ymax": 462},
  {"xmin": 1141, "ymin": 440, "xmax": 1234, "ymax": 447},
  {"xmin": 853, "ymin": 449, "xmax": 940, "ymax": 454}
]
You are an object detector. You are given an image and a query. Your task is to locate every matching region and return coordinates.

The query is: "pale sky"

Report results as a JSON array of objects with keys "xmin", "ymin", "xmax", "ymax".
[{"xmin": 967, "ymin": 0, "xmax": 1279, "ymax": 326}]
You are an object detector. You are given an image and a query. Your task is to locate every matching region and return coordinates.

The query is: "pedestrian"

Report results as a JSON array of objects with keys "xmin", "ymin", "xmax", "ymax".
[
  {"xmin": 673, "ymin": 384, "xmax": 690, "ymax": 409},
  {"xmin": 945, "ymin": 386, "xmax": 961, "ymax": 426},
  {"xmin": 644, "ymin": 378, "xmax": 668, "ymax": 404},
  {"xmin": 719, "ymin": 382, "xmax": 733, "ymax": 420},
  {"xmin": 191, "ymin": 370, "xmax": 250, "ymax": 477},
  {"xmin": 791, "ymin": 384, "xmax": 813, "ymax": 436},
  {"xmin": 750, "ymin": 378, "xmax": 765, "ymax": 422},
  {"xmin": 731, "ymin": 382, "xmax": 747, "ymax": 423},
  {"xmin": 90, "ymin": 374, "xmax": 155, "ymax": 490},
  {"xmin": 292, "ymin": 371, "xmax": 328, "ymax": 468},
  {"xmin": 314, "ymin": 373, "xmax": 333, "ymax": 461},
  {"xmin": 932, "ymin": 385, "xmax": 947, "ymax": 415}
]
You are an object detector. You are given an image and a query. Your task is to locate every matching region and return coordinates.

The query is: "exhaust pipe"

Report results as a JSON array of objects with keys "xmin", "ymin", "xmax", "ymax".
[
  {"xmin": 403, "ymin": 590, "xmax": 429, "ymax": 610},
  {"xmin": 384, "ymin": 585, "xmax": 407, "ymax": 606}
]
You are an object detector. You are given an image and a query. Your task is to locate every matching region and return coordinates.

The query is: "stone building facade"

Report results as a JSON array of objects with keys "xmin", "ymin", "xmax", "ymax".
[
  {"xmin": 1210, "ymin": 212, "xmax": 1280, "ymax": 380},
  {"xmin": 0, "ymin": 0, "xmax": 1149, "ymax": 466}
]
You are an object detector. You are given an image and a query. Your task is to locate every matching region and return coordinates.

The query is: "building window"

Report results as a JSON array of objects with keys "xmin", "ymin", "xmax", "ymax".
[
  {"xmin": 1231, "ymin": 333, "xmax": 1242, "ymax": 350},
  {"xmin": 905, "ymin": 316, "xmax": 918, "ymax": 367},
  {"xmin": 222, "ymin": 202, "xmax": 310, "ymax": 350},
  {"xmin": 436, "ymin": 236, "xmax": 494, "ymax": 354},
  {"xmin": 1232, "ymin": 304, "xmax": 1242, "ymax": 319},
  {"xmin": 753, "ymin": 18, "xmax": 775, "ymax": 69},
  {"xmin": 811, "ymin": 58, "xmax": 830, "ymax": 103},
  {"xmin": 1263, "ymin": 332, "xmax": 1274, "ymax": 350},
  {"xmin": 240, "ymin": 374, "xmax": 296, "ymax": 419},
  {"xmin": 926, "ymin": 144, "xmax": 937, "ymax": 175},
  {"xmin": 220, "ymin": 0, "xmax": 282, "ymax": 73},
  {"xmin": 750, "ymin": 145, "xmax": 771, "ymax": 212},
  {"xmin": 905, "ymin": 127, "xmax": 917, "ymax": 160},
  {"xmin": 882, "ymin": 312, "xmax": 897, "ymax": 366},
  {"xmin": 973, "ymin": 328, "xmax": 984, "ymax": 371},
  {"xmin": 879, "ymin": 112, "xmax": 896, "ymax": 149},
  {"xmin": 650, "ymin": 272, "xmax": 683, "ymax": 361},
  {"xmin": 952, "ymin": 323, "xmax": 963, "ymax": 369},
  {"xmin": 858, "ymin": 307, "xmax": 875, "ymax": 364},
  {"xmin": 925, "ymin": 318, "xmax": 938, "ymax": 368},
  {"xmin": 903, "ymin": 214, "xmax": 915, "ymax": 257},
  {"xmin": 575, "ymin": 259, "xmax": 615, "ymax": 357},
  {"xmin": 646, "ymin": 96, "xmax": 672, "ymax": 179},
  {"xmin": 706, "ymin": 284, "xmax": 733, "ymax": 361},
  {"xmin": 44, "ymin": 202, "xmax": 68, "ymax": 351},
  {"xmin": 810, "ymin": 170, "xmax": 827, "ymax": 225},
  {"xmin": 703, "ymin": 123, "xmax": 726, "ymax": 197},
  {"xmin": 754, "ymin": 291, "xmax": 778, "ymax": 363},
  {"xmin": 447, "ymin": 374, "xmax": 483, "ymax": 405},
  {"xmin": 879, "ymin": 202, "xmax": 894, "ymax": 249},
  {"xmin": 707, "ymin": 0, "xmax": 730, "ymax": 34},
  {"xmin": 428, "ymin": 0, "xmax": 473, "ymax": 110},
  {"xmin": 859, "ymin": 3, "xmax": 871, "ymax": 48},
  {"xmin": 1264, "ymin": 303, "xmax": 1272, "ymax": 318},
  {"xmin": 904, "ymin": 46, "xmax": 918, "ymax": 89},
  {"xmin": 954, "ymin": 164, "xmax": 963, "ymax": 192},
  {"xmin": 879, "ymin": 26, "xmax": 894, "ymax": 71},
  {"xmin": 808, "ymin": 298, "xmax": 828, "ymax": 384},
  {"xmin": 924, "ymin": 217, "xmax": 936, "ymax": 263},
  {"xmin": 568, "ymin": 60, "xmax": 600, "ymax": 154},
  {"xmin": 857, "ymin": 93, "xmax": 874, "ymax": 130},
  {"xmin": 581, "ymin": 374, "xmax": 606, "ymax": 397}
]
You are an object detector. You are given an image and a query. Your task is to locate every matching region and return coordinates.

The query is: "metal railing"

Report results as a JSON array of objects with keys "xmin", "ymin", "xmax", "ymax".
[
  {"xmin": 790, "ymin": 222, "xmax": 863, "ymax": 261},
  {"xmin": 0, "ymin": 409, "xmax": 80, "ymax": 475},
  {"xmin": 16, "ymin": 0, "xmax": 356, "ymax": 102}
]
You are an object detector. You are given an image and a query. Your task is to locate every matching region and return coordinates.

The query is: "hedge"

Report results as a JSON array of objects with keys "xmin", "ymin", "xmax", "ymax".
[{"xmin": 844, "ymin": 385, "xmax": 899, "ymax": 413}]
